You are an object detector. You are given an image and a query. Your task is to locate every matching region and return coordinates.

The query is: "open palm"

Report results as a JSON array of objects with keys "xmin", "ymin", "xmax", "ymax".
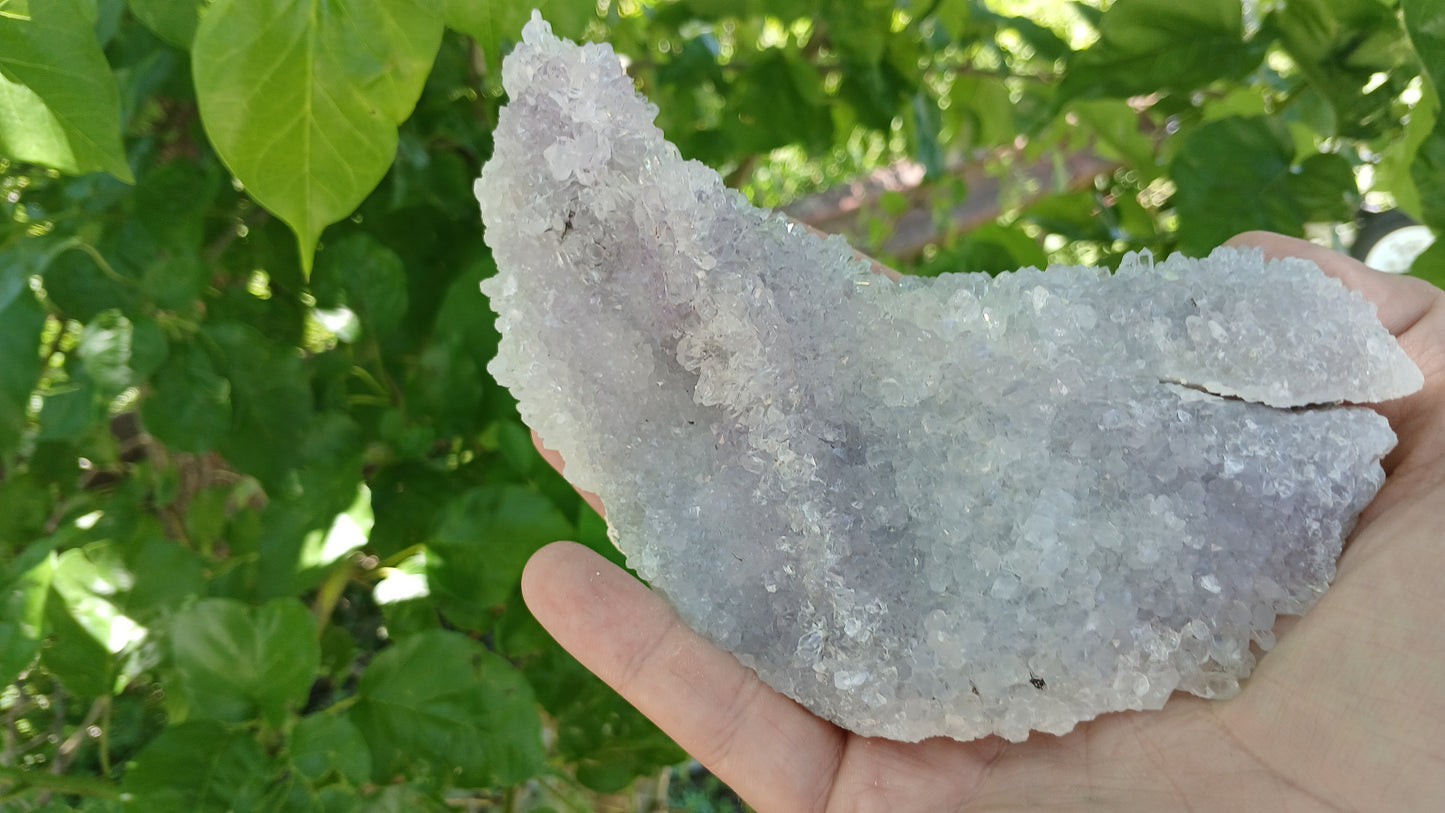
[{"xmin": 522, "ymin": 233, "xmax": 1445, "ymax": 811}]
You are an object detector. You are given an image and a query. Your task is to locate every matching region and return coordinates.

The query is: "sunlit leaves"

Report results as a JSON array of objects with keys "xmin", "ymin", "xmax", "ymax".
[
  {"xmin": 0, "ymin": 0, "xmax": 133, "ymax": 181},
  {"xmin": 1273, "ymin": 0, "xmax": 1407, "ymax": 139},
  {"xmin": 41, "ymin": 581, "xmax": 115, "ymax": 697},
  {"xmin": 1060, "ymin": 0, "xmax": 1266, "ymax": 102},
  {"xmin": 192, "ymin": 0, "xmax": 444, "ymax": 270}
]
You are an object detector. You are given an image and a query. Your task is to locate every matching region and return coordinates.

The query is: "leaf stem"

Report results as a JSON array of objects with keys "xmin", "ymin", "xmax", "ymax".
[
  {"xmin": 376, "ymin": 543, "xmax": 425, "ymax": 570},
  {"xmin": 313, "ymin": 554, "xmax": 357, "ymax": 634},
  {"xmin": 62, "ymin": 240, "xmax": 134, "ymax": 288},
  {"xmin": 349, "ymin": 365, "xmax": 390, "ymax": 399}
]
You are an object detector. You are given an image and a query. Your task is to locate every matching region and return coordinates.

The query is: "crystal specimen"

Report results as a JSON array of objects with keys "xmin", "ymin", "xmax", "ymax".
[{"xmin": 476, "ymin": 15, "xmax": 1423, "ymax": 742}]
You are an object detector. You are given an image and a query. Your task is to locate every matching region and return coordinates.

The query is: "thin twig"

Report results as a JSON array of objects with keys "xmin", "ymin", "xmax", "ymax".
[{"xmin": 53, "ymin": 696, "xmax": 107, "ymax": 775}]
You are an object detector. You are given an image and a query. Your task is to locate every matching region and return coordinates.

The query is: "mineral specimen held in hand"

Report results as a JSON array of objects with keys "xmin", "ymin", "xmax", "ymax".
[{"xmin": 477, "ymin": 15, "xmax": 1423, "ymax": 742}]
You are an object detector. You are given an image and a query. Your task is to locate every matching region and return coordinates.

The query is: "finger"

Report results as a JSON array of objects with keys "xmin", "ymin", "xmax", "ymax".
[
  {"xmin": 532, "ymin": 430, "xmax": 605, "ymax": 516},
  {"xmin": 1224, "ymin": 232, "xmax": 1438, "ymax": 337},
  {"xmin": 522, "ymin": 541, "xmax": 845, "ymax": 812}
]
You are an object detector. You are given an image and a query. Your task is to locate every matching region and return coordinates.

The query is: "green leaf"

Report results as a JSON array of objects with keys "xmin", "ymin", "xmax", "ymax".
[
  {"xmin": 1288, "ymin": 152, "xmax": 1358, "ymax": 223},
  {"xmin": 0, "ymin": 0, "xmax": 133, "ymax": 181},
  {"xmin": 916, "ymin": 222, "xmax": 1049, "ymax": 276},
  {"xmin": 948, "ymin": 74, "xmax": 1016, "ymax": 150},
  {"xmin": 1376, "ymin": 90, "xmax": 1437, "ymax": 221},
  {"xmin": 0, "ymin": 288, "xmax": 45, "ymax": 459},
  {"xmin": 42, "ymin": 245, "xmax": 144, "ymax": 322},
  {"xmin": 728, "ymin": 50, "xmax": 834, "ymax": 154},
  {"xmin": 140, "ymin": 340, "xmax": 232, "ymax": 453},
  {"xmin": 1059, "ymin": 0, "xmax": 1266, "ymax": 102},
  {"xmin": 349, "ymin": 630, "xmax": 546, "ymax": 786},
  {"xmin": 121, "ymin": 720, "xmax": 272, "ymax": 813},
  {"xmin": 264, "ymin": 737, "xmax": 371, "ymax": 813},
  {"xmin": 1069, "ymin": 99, "xmax": 1159, "ymax": 178},
  {"xmin": 444, "ymin": 0, "xmax": 595, "ymax": 76},
  {"xmin": 1272, "ymin": 0, "xmax": 1407, "ymax": 139},
  {"xmin": 122, "ymin": 534, "xmax": 207, "ymax": 618},
  {"xmin": 533, "ymin": 648, "xmax": 686, "ymax": 793},
  {"xmin": 78, "ymin": 311, "xmax": 134, "ymax": 399},
  {"xmin": 909, "ymin": 91, "xmax": 945, "ymax": 179},
  {"xmin": 126, "ymin": 0, "xmax": 204, "ymax": 49},
  {"xmin": 134, "ymin": 157, "xmax": 219, "ymax": 250},
  {"xmin": 1169, "ymin": 116, "xmax": 1350, "ymax": 255},
  {"xmin": 0, "ymin": 550, "xmax": 53, "ymax": 685},
  {"xmin": 312, "ymin": 233, "xmax": 409, "ymax": 338},
  {"xmin": 427, "ymin": 485, "xmax": 574, "ymax": 631},
  {"xmin": 50, "ymin": 545, "xmax": 145, "ymax": 654},
  {"xmin": 1411, "ymin": 122, "xmax": 1445, "ymax": 231},
  {"xmin": 290, "ymin": 713, "xmax": 371, "ymax": 785},
  {"xmin": 205, "ymin": 321, "xmax": 314, "ymax": 489},
  {"xmin": 985, "ymin": 12, "xmax": 1071, "ymax": 62},
  {"xmin": 192, "ymin": 0, "xmax": 445, "ymax": 271},
  {"xmin": 443, "ymin": 0, "xmax": 528, "ymax": 75},
  {"xmin": 1409, "ymin": 235, "xmax": 1445, "ymax": 287},
  {"xmin": 170, "ymin": 597, "xmax": 319, "ymax": 726},
  {"xmin": 821, "ymin": 0, "xmax": 891, "ymax": 66},
  {"xmin": 37, "ymin": 379, "xmax": 99, "ymax": 442},
  {"xmin": 1404, "ymin": 0, "xmax": 1445, "ymax": 103},
  {"xmin": 128, "ymin": 316, "xmax": 169, "ymax": 379},
  {"xmin": 42, "ymin": 584, "xmax": 115, "ymax": 697},
  {"xmin": 368, "ymin": 463, "xmax": 457, "ymax": 558},
  {"xmin": 0, "ymin": 234, "xmax": 60, "ymax": 312},
  {"xmin": 0, "ymin": 474, "xmax": 53, "ymax": 550},
  {"xmin": 298, "ymin": 483, "xmax": 372, "ymax": 572}
]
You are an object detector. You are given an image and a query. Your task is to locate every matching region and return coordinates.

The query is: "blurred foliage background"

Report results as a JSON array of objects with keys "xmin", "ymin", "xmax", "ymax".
[{"xmin": 0, "ymin": 0, "xmax": 1441, "ymax": 810}]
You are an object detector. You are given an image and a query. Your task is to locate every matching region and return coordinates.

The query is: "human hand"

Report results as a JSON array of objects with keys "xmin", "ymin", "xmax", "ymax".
[{"xmin": 521, "ymin": 232, "xmax": 1445, "ymax": 811}]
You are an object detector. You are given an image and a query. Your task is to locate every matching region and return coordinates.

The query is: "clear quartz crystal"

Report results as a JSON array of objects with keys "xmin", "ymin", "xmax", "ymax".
[{"xmin": 476, "ymin": 14, "xmax": 1423, "ymax": 743}]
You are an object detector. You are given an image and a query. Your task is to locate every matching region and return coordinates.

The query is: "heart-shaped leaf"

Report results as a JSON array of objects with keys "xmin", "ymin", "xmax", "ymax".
[{"xmin": 192, "ymin": 0, "xmax": 444, "ymax": 271}]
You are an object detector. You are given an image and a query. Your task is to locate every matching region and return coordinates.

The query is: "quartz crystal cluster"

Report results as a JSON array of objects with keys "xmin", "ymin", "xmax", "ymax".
[{"xmin": 477, "ymin": 15, "xmax": 1423, "ymax": 742}]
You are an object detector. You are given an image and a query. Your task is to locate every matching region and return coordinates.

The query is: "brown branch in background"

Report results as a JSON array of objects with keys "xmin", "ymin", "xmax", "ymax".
[
  {"xmin": 52, "ymin": 697, "xmax": 107, "ymax": 778},
  {"xmin": 784, "ymin": 146, "xmax": 1120, "ymax": 262}
]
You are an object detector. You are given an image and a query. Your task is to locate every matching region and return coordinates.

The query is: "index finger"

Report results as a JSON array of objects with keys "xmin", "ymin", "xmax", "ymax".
[{"xmin": 521, "ymin": 540, "xmax": 846, "ymax": 813}]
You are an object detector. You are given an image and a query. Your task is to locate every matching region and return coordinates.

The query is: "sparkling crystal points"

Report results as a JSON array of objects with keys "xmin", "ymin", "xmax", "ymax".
[{"xmin": 476, "ymin": 14, "xmax": 1423, "ymax": 742}]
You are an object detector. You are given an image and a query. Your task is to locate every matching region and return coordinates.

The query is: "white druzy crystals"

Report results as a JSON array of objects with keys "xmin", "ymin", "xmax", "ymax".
[{"xmin": 477, "ymin": 16, "xmax": 1423, "ymax": 742}]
